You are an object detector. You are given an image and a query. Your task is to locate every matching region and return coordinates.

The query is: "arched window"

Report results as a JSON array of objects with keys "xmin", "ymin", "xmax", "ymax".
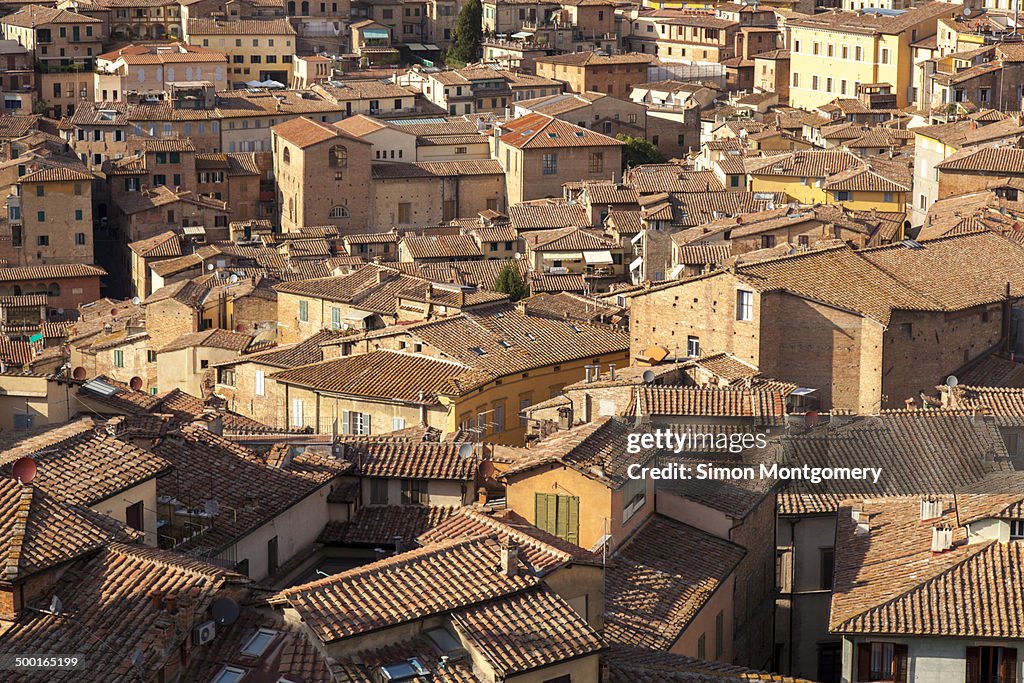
[
  {"xmin": 287, "ymin": 0, "xmax": 295, "ymax": 13},
  {"xmin": 300, "ymin": 0, "xmax": 309, "ymax": 14},
  {"xmin": 282, "ymin": 146, "xmax": 290, "ymax": 164},
  {"xmin": 48, "ymin": 283, "xmax": 60, "ymax": 297},
  {"xmin": 329, "ymin": 205, "xmax": 349, "ymax": 218},
  {"xmin": 329, "ymin": 145, "xmax": 348, "ymax": 168}
]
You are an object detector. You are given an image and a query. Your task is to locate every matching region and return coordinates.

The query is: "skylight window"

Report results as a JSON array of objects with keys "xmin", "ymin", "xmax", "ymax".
[
  {"xmin": 498, "ymin": 340, "xmax": 511, "ymax": 348},
  {"xmin": 212, "ymin": 667, "xmax": 247, "ymax": 683},
  {"xmin": 471, "ymin": 346, "xmax": 486, "ymax": 355},
  {"xmin": 574, "ymin": 131, "xmax": 586, "ymax": 137},
  {"xmin": 240, "ymin": 628, "xmax": 278, "ymax": 657},
  {"xmin": 569, "ymin": 324, "xmax": 582, "ymax": 333},
  {"xmin": 547, "ymin": 132, "xmax": 558, "ymax": 138}
]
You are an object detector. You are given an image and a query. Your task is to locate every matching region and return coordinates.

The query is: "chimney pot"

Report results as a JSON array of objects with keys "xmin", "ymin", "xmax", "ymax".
[
  {"xmin": 608, "ymin": 363, "xmax": 616, "ymax": 381},
  {"xmin": 920, "ymin": 496, "xmax": 943, "ymax": 521},
  {"xmin": 584, "ymin": 365, "xmax": 593, "ymax": 383}
]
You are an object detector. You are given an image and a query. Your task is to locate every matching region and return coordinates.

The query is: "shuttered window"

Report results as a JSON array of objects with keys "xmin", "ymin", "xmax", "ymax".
[
  {"xmin": 534, "ymin": 493, "xmax": 579, "ymax": 544},
  {"xmin": 856, "ymin": 643, "xmax": 908, "ymax": 682},
  {"xmin": 967, "ymin": 647, "xmax": 1018, "ymax": 683}
]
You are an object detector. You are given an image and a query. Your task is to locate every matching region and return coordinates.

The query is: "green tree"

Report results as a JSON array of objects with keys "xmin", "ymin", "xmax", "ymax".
[
  {"xmin": 494, "ymin": 261, "xmax": 529, "ymax": 301},
  {"xmin": 445, "ymin": 0, "xmax": 482, "ymax": 66},
  {"xmin": 617, "ymin": 134, "xmax": 668, "ymax": 168}
]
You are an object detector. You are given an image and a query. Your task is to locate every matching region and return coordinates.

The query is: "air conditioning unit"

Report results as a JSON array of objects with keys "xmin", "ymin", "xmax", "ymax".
[{"xmin": 193, "ymin": 620, "xmax": 216, "ymax": 645}]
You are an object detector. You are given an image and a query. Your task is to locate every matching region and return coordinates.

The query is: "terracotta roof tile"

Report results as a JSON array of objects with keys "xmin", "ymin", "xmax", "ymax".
[
  {"xmin": 605, "ymin": 515, "xmax": 745, "ymax": 649},
  {"xmin": 273, "ymin": 536, "xmax": 538, "ymax": 643},
  {"xmin": 318, "ymin": 505, "xmax": 455, "ymax": 546},
  {"xmin": 496, "ymin": 112, "xmax": 623, "ymax": 149}
]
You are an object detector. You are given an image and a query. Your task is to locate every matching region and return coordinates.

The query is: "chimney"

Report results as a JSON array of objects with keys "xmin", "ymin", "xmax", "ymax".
[
  {"xmin": 149, "ymin": 590, "xmax": 165, "ymax": 609},
  {"xmin": 608, "ymin": 363, "xmax": 616, "ymax": 381},
  {"xmin": 584, "ymin": 365, "xmax": 593, "ymax": 383},
  {"xmin": 920, "ymin": 496, "xmax": 943, "ymax": 521},
  {"xmin": 851, "ymin": 508, "xmax": 871, "ymax": 535},
  {"xmin": 394, "ymin": 535, "xmax": 404, "ymax": 553},
  {"xmin": 458, "ymin": 289, "xmax": 465, "ymax": 307},
  {"xmin": 593, "ymin": 364, "xmax": 601, "ymax": 382},
  {"xmin": 904, "ymin": 396, "xmax": 916, "ymax": 410},
  {"xmin": 931, "ymin": 525, "xmax": 953, "ymax": 553},
  {"xmin": 500, "ymin": 539, "xmax": 520, "ymax": 577}
]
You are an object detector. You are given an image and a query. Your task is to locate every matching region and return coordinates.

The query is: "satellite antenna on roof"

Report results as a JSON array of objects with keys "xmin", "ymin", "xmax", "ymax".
[
  {"xmin": 946, "ymin": 375, "xmax": 959, "ymax": 387},
  {"xmin": 641, "ymin": 369, "xmax": 656, "ymax": 384},
  {"xmin": 207, "ymin": 263, "xmax": 215, "ymax": 271},
  {"xmin": 229, "ymin": 274, "xmax": 239, "ymax": 283},
  {"xmin": 12, "ymin": 457, "xmax": 36, "ymax": 485},
  {"xmin": 46, "ymin": 594, "xmax": 62, "ymax": 616},
  {"xmin": 962, "ymin": 6, "xmax": 972, "ymax": 17},
  {"xmin": 211, "ymin": 596, "xmax": 240, "ymax": 625},
  {"xmin": 805, "ymin": 410, "xmax": 820, "ymax": 429},
  {"xmin": 457, "ymin": 443, "xmax": 474, "ymax": 460},
  {"xmin": 131, "ymin": 296, "xmax": 141, "ymax": 306},
  {"xmin": 203, "ymin": 499, "xmax": 220, "ymax": 517}
]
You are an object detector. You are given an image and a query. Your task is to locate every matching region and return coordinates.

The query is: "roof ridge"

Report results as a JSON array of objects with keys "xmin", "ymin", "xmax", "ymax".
[{"xmin": 4, "ymin": 485, "xmax": 32, "ymax": 581}]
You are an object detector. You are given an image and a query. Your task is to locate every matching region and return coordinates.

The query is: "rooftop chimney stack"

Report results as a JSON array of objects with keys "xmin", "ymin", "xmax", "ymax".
[
  {"xmin": 500, "ymin": 540, "xmax": 520, "ymax": 577},
  {"xmin": 608, "ymin": 363, "xmax": 616, "ymax": 381},
  {"xmin": 920, "ymin": 496, "xmax": 943, "ymax": 521},
  {"xmin": 931, "ymin": 525, "xmax": 953, "ymax": 553},
  {"xmin": 584, "ymin": 365, "xmax": 593, "ymax": 383}
]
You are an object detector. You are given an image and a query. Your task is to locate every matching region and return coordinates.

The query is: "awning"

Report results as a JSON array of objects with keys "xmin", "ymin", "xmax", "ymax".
[
  {"xmin": 542, "ymin": 251, "xmax": 583, "ymax": 260},
  {"xmin": 630, "ymin": 256, "xmax": 644, "ymax": 271},
  {"xmin": 183, "ymin": 226, "xmax": 205, "ymax": 235},
  {"xmin": 363, "ymin": 28, "xmax": 389, "ymax": 39},
  {"xmin": 583, "ymin": 250, "xmax": 614, "ymax": 265},
  {"xmin": 407, "ymin": 43, "xmax": 426, "ymax": 50},
  {"xmin": 344, "ymin": 310, "xmax": 374, "ymax": 321},
  {"xmin": 424, "ymin": 43, "xmax": 440, "ymax": 50},
  {"xmin": 510, "ymin": 31, "xmax": 531, "ymax": 39}
]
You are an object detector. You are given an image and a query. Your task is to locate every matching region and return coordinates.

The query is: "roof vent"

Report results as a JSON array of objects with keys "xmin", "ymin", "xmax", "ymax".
[
  {"xmin": 920, "ymin": 496, "xmax": 943, "ymax": 521},
  {"xmin": 931, "ymin": 525, "xmax": 954, "ymax": 553}
]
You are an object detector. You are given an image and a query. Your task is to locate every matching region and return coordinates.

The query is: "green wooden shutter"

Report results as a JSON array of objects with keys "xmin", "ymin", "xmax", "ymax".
[
  {"xmin": 555, "ymin": 495, "xmax": 569, "ymax": 540},
  {"xmin": 566, "ymin": 495, "xmax": 579, "ymax": 544},
  {"xmin": 535, "ymin": 493, "xmax": 552, "ymax": 534}
]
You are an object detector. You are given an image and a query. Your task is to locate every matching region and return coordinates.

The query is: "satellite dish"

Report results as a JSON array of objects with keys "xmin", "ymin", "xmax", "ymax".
[
  {"xmin": 72, "ymin": 367, "xmax": 87, "ymax": 380},
  {"xmin": 203, "ymin": 499, "xmax": 220, "ymax": 516},
  {"xmin": 513, "ymin": 252, "xmax": 522, "ymax": 260},
  {"xmin": 235, "ymin": 324, "xmax": 245, "ymax": 332},
  {"xmin": 211, "ymin": 596, "xmax": 240, "ymax": 625},
  {"xmin": 207, "ymin": 263, "xmax": 215, "ymax": 271},
  {"xmin": 110, "ymin": 308, "xmax": 118, "ymax": 316},
  {"xmin": 457, "ymin": 443, "xmax": 474, "ymax": 460},
  {"xmin": 229, "ymin": 274, "xmax": 239, "ymax": 283},
  {"xmin": 48, "ymin": 594, "xmax": 62, "ymax": 616},
  {"xmin": 962, "ymin": 6, "xmax": 972, "ymax": 16},
  {"xmin": 946, "ymin": 375, "xmax": 959, "ymax": 387},
  {"xmin": 12, "ymin": 457, "xmax": 36, "ymax": 485},
  {"xmin": 129, "ymin": 376, "xmax": 143, "ymax": 391},
  {"xmin": 131, "ymin": 296, "xmax": 141, "ymax": 305},
  {"xmin": 804, "ymin": 410, "xmax": 819, "ymax": 429},
  {"xmin": 641, "ymin": 369, "xmax": 655, "ymax": 384}
]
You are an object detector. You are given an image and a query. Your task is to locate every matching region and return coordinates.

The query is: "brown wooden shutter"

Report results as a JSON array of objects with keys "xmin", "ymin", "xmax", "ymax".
[
  {"xmin": 894, "ymin": 644, "xmax": 909, "ymax": 683},
  {"xmin": 967, "ymin": 647, "xmax": 981, "ymax": 683},
  {"xmin": 857, "ymin": 643, "xmax": 872, "ymax": 682},
  {"xmin": 1000, "ymin": 648, "xmax": 1018, "ymax": 683}
]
